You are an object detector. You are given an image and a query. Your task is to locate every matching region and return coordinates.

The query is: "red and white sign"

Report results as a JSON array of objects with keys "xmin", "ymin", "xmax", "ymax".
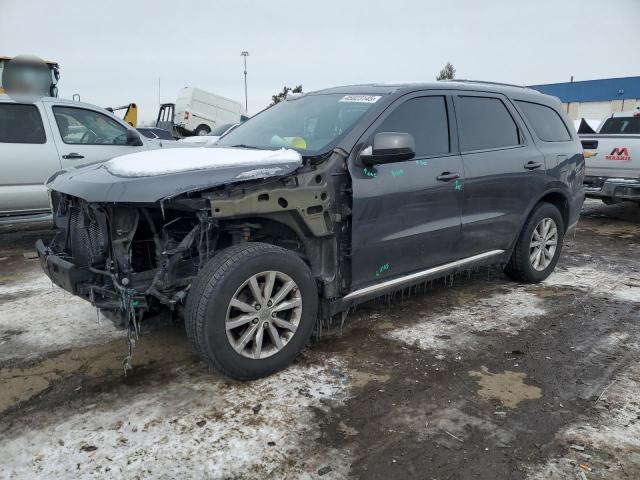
[{"xmin": 605, "ymin": 147, "xmax": 632, "ymax": 161}]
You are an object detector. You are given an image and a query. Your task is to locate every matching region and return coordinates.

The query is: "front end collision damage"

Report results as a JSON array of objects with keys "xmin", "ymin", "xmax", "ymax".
[{"xmin": 39, "ymin": 150, "xmax": 352, "ymax": 367}]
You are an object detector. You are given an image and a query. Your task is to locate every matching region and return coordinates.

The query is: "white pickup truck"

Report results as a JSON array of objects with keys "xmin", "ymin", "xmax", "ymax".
[
  {"xmin": 0, "ymin": 95, "xmax": 181, "ymax": 223},
  {"xmin": 580, "ymin": 109, "xmax": 640, "ymax": 205}
]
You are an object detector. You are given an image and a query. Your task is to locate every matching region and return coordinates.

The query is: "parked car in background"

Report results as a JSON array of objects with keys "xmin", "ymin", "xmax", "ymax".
[
  {"xmin": 38, "ymin": 81, "xmax": 584, "ymax": 379},
  {"xmin": 174, "ymin": 87, "xmax": 248, "ymax": 136},
  {"xmin": 0, "ymin": 94, "xmax": 180, "ymax": 222},
  {"xmin": 581, "ymin": 108, "xmax": 640, "ymax": 205},
  {"xmin": 179, "ymin": 122, "xmax": 239, "ymax": 146},
  {"xmin": 137, "ymin": 126, "xmax": 176, "ymax": 141}
]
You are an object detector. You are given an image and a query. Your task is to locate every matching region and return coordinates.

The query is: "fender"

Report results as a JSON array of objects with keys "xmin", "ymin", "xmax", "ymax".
[{"xmin": 506, "ymin": 183, "xmax": 572, "ymax": 253}]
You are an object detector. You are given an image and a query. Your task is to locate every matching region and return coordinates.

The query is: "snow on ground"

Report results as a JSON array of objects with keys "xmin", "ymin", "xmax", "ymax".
[
  {"xmin": 105, "ymin": 147, "xmax": 301, "ymax": 177},
  {"xmin": 0, "ymin": 266, "xmax": 121, "ymax": 362},
  {"xmin": 386, "ymin": 288, "xmax": 545, "ymax": 354},
  {"xmin": 543, "ymin": 265, "xmax": 640, "ymax": 303},
  {"xmin": 2, "ymin": 360, "xmax": 352, "ymax": 479},
  {"xmin": 527, "ymin": 359, "xmax": 640, "ymax": 479}
]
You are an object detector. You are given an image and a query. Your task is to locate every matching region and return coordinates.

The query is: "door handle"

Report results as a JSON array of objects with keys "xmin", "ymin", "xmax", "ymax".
[
  {"xmin": 436, "ymin": 172, "xmax": 460, "ymax": 182},
  {"xmin": 524, "ymin": 161, "xmax": 542, "ymax": 170},
  {"xmin": 62, "ymin": 153, "xmax": 85, "ymax": 160}
]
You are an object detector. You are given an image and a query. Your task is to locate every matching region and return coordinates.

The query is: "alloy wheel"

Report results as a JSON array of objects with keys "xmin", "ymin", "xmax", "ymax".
[
  {"xmin": 529, "ymin": 217, "xmax": 558, "ymax": 271},
  {"xmin": 225, "ymin": 271, "xmax": 302, "ymax": 359}
]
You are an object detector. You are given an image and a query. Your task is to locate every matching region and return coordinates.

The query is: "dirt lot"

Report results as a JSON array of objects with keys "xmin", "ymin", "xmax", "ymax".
[{"xmin": 1, "ymin": 199, "xmax": 639, "ymax": 479}]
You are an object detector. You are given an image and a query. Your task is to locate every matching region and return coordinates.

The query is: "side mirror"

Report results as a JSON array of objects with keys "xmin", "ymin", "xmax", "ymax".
[
  {"xmin": 360, "ymin": 132, "xmax": 416, "ymax": 166},
  {"xmin": 126, "ymin": 129, "xmax": 143, "ymax": 146}
]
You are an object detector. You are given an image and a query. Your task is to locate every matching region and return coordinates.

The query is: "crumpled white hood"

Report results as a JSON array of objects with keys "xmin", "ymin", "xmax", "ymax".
[{"xmin": 105, "ymin": 147, "xmax": 302, "ymax": 178}]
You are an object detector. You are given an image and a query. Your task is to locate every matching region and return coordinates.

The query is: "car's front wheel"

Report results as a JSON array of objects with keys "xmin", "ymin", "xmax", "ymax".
[
  {"xmin": 185, "ymin": 242, "xmax": 318, "ymax": 380},
  {"xmin": 504, "ymin": 202, "xmax": 564, "ymax": 283}
]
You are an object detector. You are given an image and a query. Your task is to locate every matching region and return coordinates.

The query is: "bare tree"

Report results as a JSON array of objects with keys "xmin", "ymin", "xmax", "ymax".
[{"xmin": 436, "ymin": 63, "xmax": 456, "ymax": 81}]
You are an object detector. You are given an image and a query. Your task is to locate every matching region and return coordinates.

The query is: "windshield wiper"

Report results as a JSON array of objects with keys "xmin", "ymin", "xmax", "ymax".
[{"xmin": 231, "ymin": 144, "xmax": 262, "ymax": 149}]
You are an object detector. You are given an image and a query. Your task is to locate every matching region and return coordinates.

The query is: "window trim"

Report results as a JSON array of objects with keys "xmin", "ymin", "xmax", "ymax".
[
  {"xmin": 453, "ymin": 94, "xmax": 527, "ymax": 154},
  {"xmin": 0, "ymin": 102, "xmax": 47, "ymax": 144},
  {"xmin": 52, "ymin": 105, "xmax": 132, "ymax": 146},
  {"xmin": 514, "ymin": 100, "xmax": 572, "ymax": 143}
]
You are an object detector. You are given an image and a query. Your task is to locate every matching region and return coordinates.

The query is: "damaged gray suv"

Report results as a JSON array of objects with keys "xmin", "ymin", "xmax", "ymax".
[{"xmin": 38, "ymin": 81, "xmax": 585, "ymax": 379}]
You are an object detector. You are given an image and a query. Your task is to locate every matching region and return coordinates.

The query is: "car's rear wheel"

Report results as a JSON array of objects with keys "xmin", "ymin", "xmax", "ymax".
[
  {"xmin": 185, "ymin": 242, "xmax": 317, "ymax": 380},
  {"xmin": 504, "ymin": 202, "xmax": 564, "ymax": 283}
]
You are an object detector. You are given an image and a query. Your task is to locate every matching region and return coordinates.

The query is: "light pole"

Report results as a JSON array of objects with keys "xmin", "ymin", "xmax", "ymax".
[{"xmin": 241, "ymin": 51, "xmax": 249, "ymax": 113}]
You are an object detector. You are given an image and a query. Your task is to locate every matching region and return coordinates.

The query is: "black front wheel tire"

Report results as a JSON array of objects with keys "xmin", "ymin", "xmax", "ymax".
[{"xmin": 185, "ymin": 242, "xmax": 318, "ymax": 380}]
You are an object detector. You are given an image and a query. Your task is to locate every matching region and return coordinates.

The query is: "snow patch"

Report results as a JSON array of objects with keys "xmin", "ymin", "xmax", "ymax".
[
  {"xmin": 0, "ymin": 268, "xmax": 121, "ymax": 362},
  {"xmin": 2, "ymin": 360, "xmax": 352, "ymax": 479},
  {"xmin": 105, "ymin": 147, "xmax": 301, "ymax": 177},
  {"xmin": 387, "ymin": 289, "xmax": 545, "ymax": 353},
  {"xmin": 527, "ymin": 360, "xmax": 640, "ymax": 479},
  {"xmin": 544, "ymin": 265, "xmax": 640, "ymax": 303},
  {"xmin": 235, "ymin": 167, "xmax": 284, "ymax": 180}
]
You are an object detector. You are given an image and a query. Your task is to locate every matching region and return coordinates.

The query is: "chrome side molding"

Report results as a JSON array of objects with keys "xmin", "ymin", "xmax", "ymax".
[{"xmin": 344, "ymin": 250, "xmax": 505, "ymax": 301}]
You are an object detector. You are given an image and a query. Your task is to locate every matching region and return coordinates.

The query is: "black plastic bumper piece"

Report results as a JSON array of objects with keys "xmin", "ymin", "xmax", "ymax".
[{"xmin": 36, "ymin": 239, "xmax": 93, "ymax": 295}]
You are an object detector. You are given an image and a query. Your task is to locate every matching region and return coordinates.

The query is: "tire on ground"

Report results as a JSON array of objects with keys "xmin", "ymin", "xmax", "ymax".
[
  {"xmin": 185, "ymin": 242, "xmax": 318, "ymax": 380},
  {"xmin": 194, "ymin": 125, "xmax": 210, "ymax": 136},
  {"xmin": 504, "ymin": 202, "xmax": 565, "ymax": 283}
]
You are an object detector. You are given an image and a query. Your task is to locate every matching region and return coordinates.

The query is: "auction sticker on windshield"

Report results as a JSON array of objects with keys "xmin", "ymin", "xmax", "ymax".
[{"xmin": 339, "ymin": 95, "xmax": 381, "ymax": 103}]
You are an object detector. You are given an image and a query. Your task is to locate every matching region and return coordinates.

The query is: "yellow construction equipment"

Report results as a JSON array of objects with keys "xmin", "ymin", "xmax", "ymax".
[
  {"xmin": 0, "ymin": 56, "xmax": 60, "ymax": 97},
  {"xmin": 106, "ymin": 103, "xmax": 138, "ymax": 128}
]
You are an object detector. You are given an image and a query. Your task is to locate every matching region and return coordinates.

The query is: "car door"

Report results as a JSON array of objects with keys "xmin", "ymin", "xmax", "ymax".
[
  {"xmin": 349, "ymin": 92, "xmax": 464, "ymax": 289},
  {"xmin": 453, "ymin": 92, "xmax": 546, "ymax": 255},
  {"xmin": 0, "ymin": 101, "xmax": 61, "ymax": 215},
  {"xmin": 43, "ymin": 103, "xmax": 147, "ymax": 167}
]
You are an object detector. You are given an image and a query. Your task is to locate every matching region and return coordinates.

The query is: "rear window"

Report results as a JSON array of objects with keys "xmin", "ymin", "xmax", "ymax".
[
  {"xmin": 515, "ymin": 101, "xmax": 571, "ymax": 142},
  {"xmin": 151, "ymin": 128, "xmax": 174, "ymax": 140},
  {"xmin": 457, "ymin": 96, "xmax": 521, "ymax": 151},
  {"xmin": 0, "ymin": 103, "xmax": 46, "ymax": 144},
  {"xmin": 599, "ymin": 117, "xmax": 640, "ymax": 135},
  {"xmin": 137, "ymin": 128, "xmax": 156, "ymax": 139}
]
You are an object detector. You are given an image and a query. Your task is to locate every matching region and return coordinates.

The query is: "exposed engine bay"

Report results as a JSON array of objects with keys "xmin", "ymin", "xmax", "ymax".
[{"xmin": 38, "ymin": 151, "xmax": 351, "ymax": 369}]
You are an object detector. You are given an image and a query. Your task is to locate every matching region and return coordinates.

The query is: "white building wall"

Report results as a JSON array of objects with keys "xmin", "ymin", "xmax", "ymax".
[{"xmin": 563, "ymin": 99, "xmax": 640, "ymax": 121}]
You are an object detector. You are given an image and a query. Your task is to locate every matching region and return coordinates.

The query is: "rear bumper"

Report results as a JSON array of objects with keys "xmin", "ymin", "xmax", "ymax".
[
  {"xmin": 584, "ymin": 176, "xmax": 640, "ymax": 202},
  {"xmin": 36, "ymin": 239, "xmax": 93, "ymax": 295}
]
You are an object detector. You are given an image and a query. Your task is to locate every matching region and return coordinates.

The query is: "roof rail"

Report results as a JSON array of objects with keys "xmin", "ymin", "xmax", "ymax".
[{"xmin": 440, "ymin": 79, "xmax": 529, "ymax": 89}]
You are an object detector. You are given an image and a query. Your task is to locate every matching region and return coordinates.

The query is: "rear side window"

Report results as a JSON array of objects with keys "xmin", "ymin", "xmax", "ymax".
[
  {"xmin": 0, "ymin": 103, "xmax": 46, "ymax": 144},
  {"xmin": 375, "ymin": 96, "xmax": 449, "ymax": 157},
  {"xmin": 457, "ymin": 96, "xmax": 521, "ymax": 151},
  {"xmin": 515, "ymin": 101, "xmax": 571, "ymax": 142}
]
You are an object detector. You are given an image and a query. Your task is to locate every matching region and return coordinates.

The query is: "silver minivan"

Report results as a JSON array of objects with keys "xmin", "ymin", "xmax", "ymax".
[{"xmin": 0, "ymin": 95, "xmax": 177, "ymax": 220}]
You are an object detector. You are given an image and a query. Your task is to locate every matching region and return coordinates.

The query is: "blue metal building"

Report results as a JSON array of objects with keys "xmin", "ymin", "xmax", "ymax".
[
  {"xmin": 528, "ymin": 76, "xmax": 640, "ymax": 120},
  {"xmin": 530, "ymin": 76, "xmax": 640, "ymax": 103}
]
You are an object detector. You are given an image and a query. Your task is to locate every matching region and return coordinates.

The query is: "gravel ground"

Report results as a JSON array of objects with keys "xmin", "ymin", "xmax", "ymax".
[{"xmin": 1, "ymin": 199, "xmax": 639, "ymax": 479}]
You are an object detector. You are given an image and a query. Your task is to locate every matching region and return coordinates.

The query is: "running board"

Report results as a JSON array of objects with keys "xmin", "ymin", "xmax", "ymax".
[{"xmin": 343, "ymin": 250, "xmax": 505, "ymax": 303}]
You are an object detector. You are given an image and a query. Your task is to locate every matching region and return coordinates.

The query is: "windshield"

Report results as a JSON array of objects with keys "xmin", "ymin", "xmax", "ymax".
[
  {"xmin": 210, "ymin": 123, "xmax": 234, "ymax": 136},
  {"xmin": 217, "ymin": 93, "xmax": 381, "ymax": 154},
  {"xmin": 600, "ymin": 117, "xmax": 640, "ymax": 134}
]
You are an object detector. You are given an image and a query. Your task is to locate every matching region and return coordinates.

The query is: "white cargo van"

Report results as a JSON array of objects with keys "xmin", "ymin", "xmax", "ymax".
[{"xmin": 174, "ymin": 87, "xmax": 248, "ymax": 136}]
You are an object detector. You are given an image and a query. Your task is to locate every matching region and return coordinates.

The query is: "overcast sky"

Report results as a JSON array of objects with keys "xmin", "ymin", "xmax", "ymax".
[{"xmin": 1, "ymin": 0, "xmax": 638, "ymax": 122}]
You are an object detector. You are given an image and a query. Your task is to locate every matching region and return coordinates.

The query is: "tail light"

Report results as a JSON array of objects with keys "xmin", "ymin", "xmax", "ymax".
[{"xmin": 184, "ymin": 111, "xmax": 189, "ymax": 120}]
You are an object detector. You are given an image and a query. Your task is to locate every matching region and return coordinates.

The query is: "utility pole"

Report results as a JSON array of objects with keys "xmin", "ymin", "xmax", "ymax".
[
  {"xmin": 241, "ymin": 51, "xmax": 249, "ymax": 113},
  {"xmin": 158, "ymin": 77, "xmax": 161, "ymax": 109}
]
